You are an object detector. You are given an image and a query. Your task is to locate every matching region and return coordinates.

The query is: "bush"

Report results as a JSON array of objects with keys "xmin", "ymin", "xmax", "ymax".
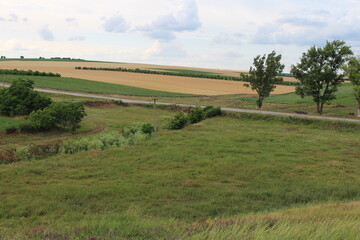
[
  {"xmin": 28, "ymin": 108, "xmax": 57, "ymax": 130},
  {"xmin": 14, "ymin": 146, "xmax": 31, "ymax": 161},
  {"xmin": 169, "ymin": 112, "xmax": 189, "ymax": 129},
  {"xmin": 48, "ymin": 102, "xmax": 86, "ymax": 131},
  {"xmin": 123, "ymin": 122, "xmax": 153, "ymax": 137},
  {"xmin": 0, "ymin": 79, "xmax": 52, "ymax": 116},
  {"xmin": 188, "ymin": 107, "xmax": 204, "ymax": 124},
  {"xmin": 5, "ymin": 126, "xmax": 18, "ymax": 134},
  {"xmin": 203, "ymin": 106, "xmax": 222, "ymax": 118}
]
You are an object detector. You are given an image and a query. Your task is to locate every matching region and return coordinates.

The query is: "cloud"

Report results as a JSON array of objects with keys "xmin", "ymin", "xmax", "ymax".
[
  {"xmin": 102, "ymin": 14, "xmax": 129, "ymax": 33},
  {"xmin": 68, "ymin": 36, "xmax": 86, "ymax": 41},
  {"xmin": 0, "ymin": 40, "xmax": 31, "ymax": 52},
  {"xmin": 0, "ymin": 13, "xmax": 19, "ymax": 22},
  {"xmin": 224, "ymin": 50, "xmax": 242, "ymax": 58},
  {"xmin": 39, "ymin": 25, "xmax": 55, "ymax": 41},
  {"xmin": 65, "ymin": 17, "xmax": 78, "ymax": 25},
  {"xmin": 138, "ymin": 0, "xmax": 201, "ymax": 41},
  {"xmin": 214, "ymin": 33, "xmax": 244, "ymax": 45},
  {"xmin": 144, "ymin": 40, "xmax": 187, "ymax": 59}
]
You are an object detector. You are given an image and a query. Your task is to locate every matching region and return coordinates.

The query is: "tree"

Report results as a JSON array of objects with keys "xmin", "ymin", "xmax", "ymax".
[
  {"xmin": 48, "ymin": 102, "xmax": 86, "ymax": 131},
  {"xmin": 343, "ymin": 56, "xmax": 360, "ymax": 117},
  {"xmin": 242, "ymin": 51, "xmax": 284, "ymax": 108},
  {"xmin": 291, "ymin": 40, "xmax": 353, "ymax": 114},
  {"xmin": 0, "ymin": 79, "xmax": 52, "ymax": 116}
]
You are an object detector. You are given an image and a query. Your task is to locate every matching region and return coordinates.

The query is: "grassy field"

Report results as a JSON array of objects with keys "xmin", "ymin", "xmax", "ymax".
[
  {"xmin": 0, "ymin": 116, "xmax": 21, "ymax": 131},
  {"xmin": 0, "ymin": 100, "xmax": 359, "ymax": 239},
  {"xmin": 0, "ymin": 75, "xmax": 197, "ymax": 97},
  {"xmin": 157, "ymin": 83, "xmax": 358, "ymax": 118},
  {"xmin": 0, "ymin": 58, "xmax": 101, "ymax": 62}
]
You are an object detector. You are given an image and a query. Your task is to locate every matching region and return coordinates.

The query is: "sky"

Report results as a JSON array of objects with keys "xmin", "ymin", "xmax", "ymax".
[{"xmin": 1, "ymin": 0, "xmax": 360, "ymax": 71}]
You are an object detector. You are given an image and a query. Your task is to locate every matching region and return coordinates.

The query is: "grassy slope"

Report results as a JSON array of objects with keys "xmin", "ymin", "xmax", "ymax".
[
  {"xmin": 0, "ymin": 104, "xmax": 359, "ymax": 239},
  {"xmin": 0, "ymin": 75, "xmax": 197, "ymax": 97}
]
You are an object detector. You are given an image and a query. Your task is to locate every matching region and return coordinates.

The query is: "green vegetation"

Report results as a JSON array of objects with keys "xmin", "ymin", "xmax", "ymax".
[
  {"xmin": 0, "ymin": 116, "xmax": 21, "ymax": 131},
  {"xmin": 291, "ymin": 40, "xmax": 353, "ymax": 114},
  {"xmin": 0, "ymin": 100, "xmax": 359, "ymax": 238},
  {"xmin": 343, "ymin": 56, "xmax": 360, "ymax": 117},
  {"xmin": 242, "ymin": 51, "xmax": 285, "ymax": 108},
  {"xmin": 76, "ymin": 66, "xmax": 299, "ymax": 86},
  {"xmin": 0, "ymin": 69, "xmax": 61, "ymax": 77},
  {"xmin": 0, "ymin": 79, "xmax": 52, "ymax": 116},
  {"xmin": 1, "ymin": 75, "xmax": 197, "ymax": 97}
]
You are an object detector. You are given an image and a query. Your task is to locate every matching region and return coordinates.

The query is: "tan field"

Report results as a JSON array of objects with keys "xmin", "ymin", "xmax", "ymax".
[{"xmin": 0, "ymin": 61, "xmax": 295, "ymax": 96}]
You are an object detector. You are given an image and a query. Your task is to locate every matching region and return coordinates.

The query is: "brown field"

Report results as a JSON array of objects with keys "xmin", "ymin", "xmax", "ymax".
[{"xmin": 0, "ymin": 61, "xmax": 295, "ymax": 95}]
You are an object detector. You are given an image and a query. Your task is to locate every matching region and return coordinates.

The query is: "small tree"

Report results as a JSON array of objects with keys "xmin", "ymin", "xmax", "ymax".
[
  {"xmin": 49, "ymin": 102, "xmax": 86, "ymax": 131},
  {"xmin": 343, "ymin": 56, "xmax": 360, "ymax": 117},
  {"xmin": 242, "ymin": 51, "xmax": 285, "ymax": 108},
  {"xmin": 291, "ymin": 40, "xmax": 353, "ymax": 114}
]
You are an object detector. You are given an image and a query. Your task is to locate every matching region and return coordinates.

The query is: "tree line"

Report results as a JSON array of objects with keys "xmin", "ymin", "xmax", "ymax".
[
  {"xmin": 243, "ymin": 40, "xmax": 360, "ymax": 115},
  {"xmin": 0, "ymin": 69, "xmax": 61, "ymax": 77}
]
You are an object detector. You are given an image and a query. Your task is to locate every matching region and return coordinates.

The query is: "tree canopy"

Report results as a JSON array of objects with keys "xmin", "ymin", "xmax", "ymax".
[
  {"xmin": 291, "ymin": 40, "xmax": 353, "ymax": 114},
  {"xmin": 343, "ymin": 56, "xmax": 360, "ymax": 117},
  {"xmin": 242, "ymin": 51, "xmax": 284, "ymax": 108},
  {"xmin": 0, "ymin": 79, "xmax": 52, "ymax": 116}
]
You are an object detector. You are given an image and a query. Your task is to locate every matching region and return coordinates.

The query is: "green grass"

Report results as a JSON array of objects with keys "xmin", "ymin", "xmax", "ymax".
[
  {"xmin": 0, "ymin": 116, "xmax": 21, "ymax": 131},
  {"xmin": 238, "ymin": 83, "xmax": 355, "ymax": 106},
  {"xmin": 1, "ymin": 75, "xmax": 198, "ymax": 97},
  {"xmin": 0, "ymin": 103, "xmax": 359, "ymax": 239},
  {"xmin": 152, "ymin": 68, "xmax": 220, "ymax": 75}
]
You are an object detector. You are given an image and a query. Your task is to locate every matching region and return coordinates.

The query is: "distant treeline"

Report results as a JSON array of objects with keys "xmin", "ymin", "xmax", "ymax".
[
  {"xmin": 0, "ymin": 69, "xmax": 61, "ymax": 77},
  {"xmin": 75, "ymin": 67, "xmax": 298, "ymax": 86}
]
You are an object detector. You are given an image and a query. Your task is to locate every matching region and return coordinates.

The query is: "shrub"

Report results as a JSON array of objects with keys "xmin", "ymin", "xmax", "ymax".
[
  {"xmin": 123, "ymin": 122, "xmax": 153, "ymax": 137},
  {"xmin": 168, "ymin": 112, "xmax": 189, "ymax": 129},
  {"xmin": 203, "ymin": 106, "xmax": 222, "ymax": 118},
  {"xmin": 28, "ymin": 108, "xmax": 57, "ymax": 130},
  {"xmin": 14, "ymin": 146, "xmax": 31, "ymax": 161},
  {"xmin": 188, "ymin": 107, "xmax": 204, "ymax": 124},
  {"xmin": 48, "ymin": 102, "xmax": 86, "ymax": 131},
  {"xmin": 5, "ymin": 126, "xmax": 18, "ymax": 134}
]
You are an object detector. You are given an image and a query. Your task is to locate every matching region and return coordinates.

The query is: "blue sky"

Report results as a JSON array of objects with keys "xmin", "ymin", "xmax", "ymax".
[{"xmin": 0, "ymin": 0, "xmax": 359, "ymax": 71}]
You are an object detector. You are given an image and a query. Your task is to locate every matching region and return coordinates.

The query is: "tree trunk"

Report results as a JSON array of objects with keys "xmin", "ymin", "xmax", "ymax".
[
  {"xmin": 319, "ymin": 102, "xmax": 324, "ymax": 115},
  {"xmin": 316, "ymin": 101, "xmax": 321, "ymax": 114},
  {"xmin": 257, "ymin": 97, "xmax": 263, "ymax": 109}
]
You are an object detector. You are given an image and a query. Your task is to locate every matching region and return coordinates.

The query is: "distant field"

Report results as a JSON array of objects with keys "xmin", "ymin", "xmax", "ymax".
[
  {"xmin": 152, "ymin": 68, "xmax": 220, "ymax": 75},
  {"xmin": 0, "ymin": 60, "xmax": 295, "ymax": 95},
  {"xmin": 0, "ymin": 75, "xmax": 197, "ymax": 97}
]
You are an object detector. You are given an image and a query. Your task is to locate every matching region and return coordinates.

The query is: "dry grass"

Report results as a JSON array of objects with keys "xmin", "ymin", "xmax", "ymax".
[{"xmin": 0, "ymin": 61, "xmax": 295, "ymax": 95}]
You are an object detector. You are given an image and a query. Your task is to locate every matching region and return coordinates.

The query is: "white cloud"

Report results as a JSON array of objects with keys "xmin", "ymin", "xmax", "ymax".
[
  {"xmin": 0, "ymin": 13, "xmax": 19, "ymax": 22},
  {"xmin": 68, "ymin": 36, "xmax": 86, "ymax": 41},
  {"xmin": 102, "ymin": 14, "xmax": 129, "ymax": 33},
  {"xmin": 39, "ymin": 25, "xmax": 55, "ymax": 41},
  {"xmin": 144, "ymin": 40, "xmax": 187, "ymax": 59},
  {"xmin": 214, "ymin": 33, "xmax": 244, "ymax": 45},
  {"xmin": 65, "ymin": 17, "xmax": 78, "ymax": 25},
  {"xmin": 138, "ymin": 0, "xmax": 201, "ymax": 40}
]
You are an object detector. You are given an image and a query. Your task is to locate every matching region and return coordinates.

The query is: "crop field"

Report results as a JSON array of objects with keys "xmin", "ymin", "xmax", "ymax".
[
  {"xmin": 0, "ymin": 99, "xmax": 359, "ymax": 239},
  {"xmin": 0, "ymin": 60, "xmax": 295, "ymax": 95}
]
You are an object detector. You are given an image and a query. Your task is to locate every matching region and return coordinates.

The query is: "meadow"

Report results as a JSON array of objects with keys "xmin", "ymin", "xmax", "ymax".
[{"xmin": 0, "ymin": 99, "xmax": 359, "ymax": 239}]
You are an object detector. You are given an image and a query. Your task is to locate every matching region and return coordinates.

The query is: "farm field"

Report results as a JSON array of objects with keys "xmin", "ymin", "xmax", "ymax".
[
  {"xmin": 0, "ymin": 99, "xmax": 360, "ymax": 239},
  {"xmin": 0, "ymin": 60, "xmax": 295, "ymax": 95}
]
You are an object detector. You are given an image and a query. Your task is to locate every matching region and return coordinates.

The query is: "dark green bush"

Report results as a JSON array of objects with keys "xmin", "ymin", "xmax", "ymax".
[
  {"xmin": 0, "ymin": 79, "xmax": 52, "ymax": 116},
  {"xmin": 5, "ymin": 126, "xmax": 18, "ymax": 134},
  {"xmin": 28, "ymin": 108, "xmax": 57, "ymax": 130},
  {"xmin": 188, "ymin": 107, "xmax": 204, "ymax": 124},
  {"xmin": 169, "ymin": 112, "xmax": 189, "ymax": 129},
  {"xmin": 203, "ymin": 106, "xmax": 222, "ymax": 118}
]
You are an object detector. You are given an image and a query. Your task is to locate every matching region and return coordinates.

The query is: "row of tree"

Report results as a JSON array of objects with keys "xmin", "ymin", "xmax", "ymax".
[
  {"xmin": 243, "ymin": 40, "xmax": 360, "ymax": 116},
  {"xmin": 1, "ymin": 69, "xmax": 61, "ymax": 77}
]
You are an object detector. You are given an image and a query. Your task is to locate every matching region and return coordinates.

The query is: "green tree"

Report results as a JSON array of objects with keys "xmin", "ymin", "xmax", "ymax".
[
  {"xmin": 49, "ymin": 102, "xmax": 86, "ymax": 131},
  {"xmin": 343, "ymin": 56, "xmax": 360, "ymax": 117},
  {"xmin": 28, "ymin": 108, "xmax": 57, "ymax": 130},
  {"xmin": 242, "ymin": 51, "xmax": 285, "ymax": 108},
  {"xmin": 0, "ymin": 79, "xmax": 52, "ymax": 116},
  {"xmin": 291, "ymin": 40, "xmax": 353, "ymax": 114}
]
